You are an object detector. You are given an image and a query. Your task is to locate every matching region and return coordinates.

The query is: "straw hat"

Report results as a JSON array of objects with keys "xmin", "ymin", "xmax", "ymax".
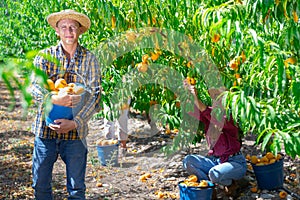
[{"xmin": 47, "ymin": 9, "xmax": 91, "ymax": 33}]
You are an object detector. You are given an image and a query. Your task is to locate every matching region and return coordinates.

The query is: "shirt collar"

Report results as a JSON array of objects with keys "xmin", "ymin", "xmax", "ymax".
[{"xmin": 57, "ymin": 41, "xmax": 83, "ymax": 60}]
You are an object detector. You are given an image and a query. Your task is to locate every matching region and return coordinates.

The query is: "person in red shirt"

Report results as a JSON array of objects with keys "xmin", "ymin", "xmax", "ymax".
[{"xmin": 182, "ymin": 80, "xmax": 247, "ymax": 198}]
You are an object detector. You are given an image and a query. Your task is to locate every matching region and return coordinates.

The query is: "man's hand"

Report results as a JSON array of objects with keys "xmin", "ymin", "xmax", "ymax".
[
  {"xmin": 52, "ymin": 94, "xmax": 81, "ymax": 107},
  {"xmin": 183, "ymin": 78, "xmax": 207, "ymax": 112},
  {"xmin": 48, "ymin": 119, "xmax": 77, "ymax": 134},
  {"xmin": 183, "ymin": 79, "xmax": 197, "ymax": 96}
]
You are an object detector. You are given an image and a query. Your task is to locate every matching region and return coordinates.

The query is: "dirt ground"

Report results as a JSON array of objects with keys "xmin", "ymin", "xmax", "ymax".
[{"xmin": 0, "ymin": 82, "xmax": 299, "ymax": 200}]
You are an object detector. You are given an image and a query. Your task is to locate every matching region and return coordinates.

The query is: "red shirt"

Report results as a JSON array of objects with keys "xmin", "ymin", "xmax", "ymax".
[{"xmin": 189, "ymin": 106, "xmax": 241, "ymax": 163}]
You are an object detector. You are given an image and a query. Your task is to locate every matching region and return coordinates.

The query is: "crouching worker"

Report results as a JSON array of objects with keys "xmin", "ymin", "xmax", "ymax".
[{"xmin": 182, "ymin": 79, "xmax": 247, "ymax": 199}]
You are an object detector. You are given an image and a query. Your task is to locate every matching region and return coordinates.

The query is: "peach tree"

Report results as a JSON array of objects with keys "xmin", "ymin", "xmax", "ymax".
[{"xmin": 0, "ymin": 0, "xmax": 299, "ymax": 158}]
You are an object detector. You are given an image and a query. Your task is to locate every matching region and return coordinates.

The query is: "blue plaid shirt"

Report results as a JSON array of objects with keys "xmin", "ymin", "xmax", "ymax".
[{"xmin": 31, "ymin": 42, "xmax": 101, "ymax": 140}]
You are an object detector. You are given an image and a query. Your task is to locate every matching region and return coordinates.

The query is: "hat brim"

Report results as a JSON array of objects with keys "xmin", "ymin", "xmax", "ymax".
[{"xmin": 47, "ymin": 10, "xmax": 91, "ymax": 33}]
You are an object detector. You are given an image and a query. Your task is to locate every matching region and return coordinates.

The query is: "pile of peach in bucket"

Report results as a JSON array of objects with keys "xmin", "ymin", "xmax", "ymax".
[
  {"xmin": 180, "ymin": 175, "xmax": 211, "ymax": 187},
  {"xmin": 96, "ymin": 139, "xmax": 118, "ymax": 146},
  {"xmin": 46, "ymin": 78, "xmax": 85, "ymax": 95},
  {"xmin": 178, "ymin": 175, "xmax": 214, "ymax": 200},
  {"xmin": 45, "ymin": 78, "xmax": 86, "ymax": 125},
  {"xmin": 246, "ymin": 151, "xmax": 287, "ymax": 198},
  {"xmin": 95, "ymin": 139, "xmax": 119, "ymax": 166},
  {"xmin": 246, "ymin": 151, "xmax": 282, "ymax": 166}
]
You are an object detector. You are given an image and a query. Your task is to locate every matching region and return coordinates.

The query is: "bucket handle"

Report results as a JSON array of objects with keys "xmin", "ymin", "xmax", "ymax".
[{"xmin": 180, "ymin": 184, "xmax": 188, "ymax": 192}]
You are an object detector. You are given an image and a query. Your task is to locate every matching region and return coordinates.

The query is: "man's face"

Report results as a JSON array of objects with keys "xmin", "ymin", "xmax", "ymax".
[{"xmin": 55, "ymin": 19, "xmax": 83, "ymax": 45}]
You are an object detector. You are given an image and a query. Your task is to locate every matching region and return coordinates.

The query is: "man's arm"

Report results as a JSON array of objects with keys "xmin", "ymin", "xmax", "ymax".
[
  {"xmin": 73, "ymin": 54, "xmax": 101, "ymax": 133},
  {"xmin": 30, "ymin": 52, "xmax": 52, "ymax": 104},
  {"xmin": 183, "ymin": 79, "xmax": 207, "ymax": 111}
]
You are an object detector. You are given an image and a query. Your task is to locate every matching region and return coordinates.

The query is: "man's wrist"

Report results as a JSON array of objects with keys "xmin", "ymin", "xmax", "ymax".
[{"xmin": 73, "ymin": 120, "xmax": 78, "ymax": 129}]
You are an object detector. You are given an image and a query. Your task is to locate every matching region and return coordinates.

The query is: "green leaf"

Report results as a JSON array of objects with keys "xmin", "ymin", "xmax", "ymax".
[
  {"xmin": 247, "ymin": 96, "xmax": 259, "ymax": 112},
  {"xmin": 276, "ymin": 55, "xmax": 285, "ymax": 92},
  {"xmin": 266, "ymin": 105, "xmax": 275, "ymax": 120},
  {"xmin": 286, "ymin": 121, "xmax": 300, "ymax": 130},
  {"xmin": 231, "ymin": 93, "xmax": 240, "ymax": 121},
  {"xmin": 248, "ymin": 29, "xmax": 258, "ymax": 46},
  {"xmin": 292, "ymin": 81, "xmax": 300, "ymax": 109},
  {"xmin": 246, "ymin": 101, "xmax": 251, "ymax": 120},
  {"xmin": 1, "ymin": 72, "xmax": 16, "ymax": 111},
  {"xmin": 260, "ymin": 130, "xmax": 274, "ymax": 151}
]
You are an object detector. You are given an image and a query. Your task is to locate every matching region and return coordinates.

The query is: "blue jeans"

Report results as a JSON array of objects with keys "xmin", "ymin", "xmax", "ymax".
[
  {"xmin": 183, "ymin": 154, "xmax": 247, "ymax": 186},
  {"xmin": 32, "ymin": 136, "xmax": 88, "ymax": 200}
]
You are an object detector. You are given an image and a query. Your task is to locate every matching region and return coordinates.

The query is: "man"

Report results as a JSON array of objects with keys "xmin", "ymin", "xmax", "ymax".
[
  {"xmin": 182, "ymin": 80, "xmax": 247, "ymax": 199},
  {"xmin": 30, "ymin": 9, "xmax": 101, "ymax": 199},
  {"xmin": 103, "ymin": 100, "xmax": 130, "ymax": 155}
]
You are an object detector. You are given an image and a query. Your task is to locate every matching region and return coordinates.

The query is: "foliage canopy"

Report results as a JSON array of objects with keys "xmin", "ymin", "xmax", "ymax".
[{"xmin": 0, "ymin": 0, "xmax": 299, "ymax": 158}]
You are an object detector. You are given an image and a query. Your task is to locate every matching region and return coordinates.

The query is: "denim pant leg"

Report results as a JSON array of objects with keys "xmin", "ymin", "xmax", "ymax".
[
  {"xmin": 208, "ymin": 154, "xmax": 247, "ymax": 186},
  {"xmin": 32, "ymin": 137, "xmax": 58, "ymax": 200},
  {"xmin": 183, "ymin": 154, "xmax": 218, "ymax": 181},
  {"xmin": 59, "ymin": 139, "xmax": 88, "ymax": 200}
]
